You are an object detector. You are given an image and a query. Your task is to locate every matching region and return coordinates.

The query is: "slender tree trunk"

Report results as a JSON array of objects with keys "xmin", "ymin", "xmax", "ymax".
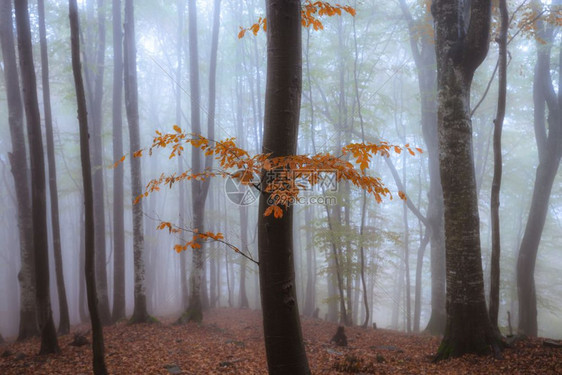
[
  {"xmin": 84, "ymin": 0, "xmax": 112, "ymax": 325},
  {"xmin": 0, "ymin": 0, "xmax": 37, "ymax": 341},
  {"xmin": 183, "ymin": 0, "xmax": 205, "ymax": 323},
  {"xmin": 517, "ymin": 6, "xmax": 562, "ymax": 337},
  {"xmin": 398, "ymin": 0, "xmax": 445, "ymax": 335},
  {"xmin": 70, "ymin": 1, "xmax": 108, "ymax": 371},
  {"xmin": 258, "ymin": 1, "xmax": 309, "ymax": 373},
  {"xmin": 124, "ymin": 0, "xmax": 149, "ymax": 323},
  {"xmin": 111, "ymin": 0, "xmax": 126, "ymax": 323},
  {"xmin": 303, "ymin": 205, "xmax": 316, "ymax": 317},
  {"xmin": 432, "ymin": 0, "xmax": 500, "ymax": 359},
  {"xmin": 37, "ymin": 0, "xmax": 70, "ymax": 335},
  {"xmin": 14, "ymin": 0, "xmax": 59, "ymax": 354},
  {"xmin": 174, "ymin": 0, "xmax": 189, "ymax": 311},
  {"xmin": 489, "ymin": 0, "xmax": 508, "ymax": 332}
]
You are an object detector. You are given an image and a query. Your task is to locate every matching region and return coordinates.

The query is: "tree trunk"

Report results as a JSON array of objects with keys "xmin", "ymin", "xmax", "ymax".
[
  {"xmin": 398, "ymin": 0, "xmax": 445, "ymax": 335},
  {"xmin": 83, "ymin": 0, "xmax": 112, "ymax": 325},
  {"xmin": 517, "ymin": 7, "xmax": 562, "ymax": 337},
  {"xmin": 70, "ymin": 1, "xmax": 108, "ymax": 371},
  {"xmin": 38, "ymin": 0, "xmax": 70, "ymax": 335},
  {"xmin": 14, "ymin": 0, "xmax": 59, "ymax": 354},
  {"xmin": 0, "ymin": 0, "xmax": 38, "ymax": 341},
  {"xmin": 258, "ymin": 1, "xmax": 310, "ymax": 373},
  {"xmin": 489, "ymin": 0, "xmax": 508, "ymax": 332},
  {"xmin": 124, "ymin": 0, "xmax": 149, "ymax": 323},
  {"xmin": 432, "ymin": 0, "xmax": 500, "ymax": 359},
  {"xmin": 111, "ymin": 0, "xmax": 126, "ymax": 323}
]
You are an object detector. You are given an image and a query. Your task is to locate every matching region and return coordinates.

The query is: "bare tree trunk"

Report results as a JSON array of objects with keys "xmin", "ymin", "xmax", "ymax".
[
  {"xmin": 0, "ymin": 0, "xmax": 37, "ymax": 341},
  {"xmin": 517, "ymin": 5, "xmax": 562, "ymax": 337},
  {"xmin": 258, "ymin": 1, "xmax": 310, "ymax": 373},
  {"xmin": 83, "ymin": 0, "xmax": 112, "ymax": 325},
  {"xmin": 489, "ymin": 0, "xmax": 508, "ymax": 332},
  {"xmin": 14, "ymin": 0, "xmax": 59, "ymax": 354},
  {"xmin": 398, "ymin": 0, "xmax": 445, "ymax": 335},
  {"xmin": 432, "ymin": 0, "xmax": 500, "ymax": 359},
  {"xmin": 174, "ymin": 0, "xmax": 189, "ymax": 311},
  {"xmin": 70, "ymin": 1, "xmax": 108, "ymax": 371},
  {"xmin": 111, "ymin": 0, "xmax": 126, "ymax": 323},
  {"xmin": 124, "ymin": 0, "xmax": 149, "ymax": 323},
  {"xmin": 38, "ymin": 0, "xmax": 70, "ymax": 335}
]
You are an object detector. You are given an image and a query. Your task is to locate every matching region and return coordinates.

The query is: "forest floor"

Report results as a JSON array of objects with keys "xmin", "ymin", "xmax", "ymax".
[{"xmin": 1, "ymin": 308, "xmax": 561, "ymax": 374}]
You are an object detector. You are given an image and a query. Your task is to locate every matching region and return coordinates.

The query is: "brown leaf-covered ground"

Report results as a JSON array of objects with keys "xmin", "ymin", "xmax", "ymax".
[{"xmin": 1, "ymin": 308, "xmax": 561, "ymax": 374}]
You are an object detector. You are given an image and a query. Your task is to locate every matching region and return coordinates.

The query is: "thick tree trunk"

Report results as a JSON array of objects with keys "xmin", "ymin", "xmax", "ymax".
[
  {"xmin": 258, "ymin": 1, "xmax": 310, "ymax": 373},
  {"xmin": 124, "ymin": 0, "xmax": 149, "ymax": 323},
  {"xmin": 0, "ymin": 0, "xmax": 38, "ymax": 341},
  {"xmin": 432, "ymin": 0, "xmax": 500, "ymax": 359},
  {"xmin": 111, "ymin": 0, "xmax": 126, "ymax": 323},
  {"xmin": 38, "ymin": 0, "xmax": 70, "ymax": 335},
  {"xmin": 14, "ymin": 0, "xmax": 59, "ymax": 354},
  {"xmin": 70, "ymin": 1, "xmax": 108, "ymax": 371}
]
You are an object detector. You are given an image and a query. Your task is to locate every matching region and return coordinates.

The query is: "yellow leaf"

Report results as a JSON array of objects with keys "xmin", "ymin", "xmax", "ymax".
[{"xmin": 173, "ymin": 124, "xmax": 182, "ymax": 133}]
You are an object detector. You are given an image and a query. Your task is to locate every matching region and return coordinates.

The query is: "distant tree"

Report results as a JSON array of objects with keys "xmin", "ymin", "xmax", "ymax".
[
  {"xmin": 38, "ymin": 0, "xmax": 70, "ymax": 335},
  {"xmin": 14, "ymin": 0, "xmax": 59, "ymax": 354},
  {"xmin": 111, "ymin": 0, "xmax": 126, "ymax": 324},
  {"xmin": 432, "ymin": 0, "xmax": 501, "ymax": 359},
  {"xmin": 78, "ymin": 0, "xmax": 112, "ymax": 326},
  {"xmin": 398, "ymin": 0, "xmax": 445, "ymax": 335},
  {"xmin": 69, "ymin": 0, "xmax": 108, "ymax": 371},
  {"xmin": 124, "ymin": 0, "xmax": 149, "ymax": 323},
  {"xmin": 517, "ymin": 1, "xmax": 562, "ymax": 337},
  {"xmin": 0, "ymin": 0, "xmax": 37, "ymax": 341}
]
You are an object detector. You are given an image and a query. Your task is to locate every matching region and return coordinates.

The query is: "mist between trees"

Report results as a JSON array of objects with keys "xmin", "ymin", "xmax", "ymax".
[{"xmin": 0, "ymin": 0, "xmax": 561, "ymax": 372}]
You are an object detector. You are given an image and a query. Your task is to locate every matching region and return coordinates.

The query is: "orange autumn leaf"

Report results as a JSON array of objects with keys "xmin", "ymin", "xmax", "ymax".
[{"xmin": 239, "ymin": 1, "xmax": 355, "ymax": 38}]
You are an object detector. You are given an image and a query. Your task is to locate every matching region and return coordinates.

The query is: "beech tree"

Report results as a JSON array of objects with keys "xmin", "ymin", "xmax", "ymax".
[
  {"xmin": 517, "ymin": 1, "xmax": 562, "ymax": 337},
  {"xmin": 431, "ymin": 0, "xmax": 501, "ymax": 359},
  {"xmin": 70, "ymin": 0, "xmax": 108, "ymax": 371},
  {"xmin": 398, "ymin": 0, "xmax": 446, "ymax": 335},
  {"xmin": 111, "ymin": 0, "xmax": 126, "ymax": 323},
  {"xmin": 0, "ymin": 0, "xmax": 37, "ymax": 341},
  {"xmin": 257, "ymin": 0, "xmax": 309, "ymax": 372},
  {"xmin": 124, "ymin": 0, "xmax": 149, "ymax": 323},
  {"xmin": 14, "ymin": 0, "xmax": 59, "ymax": 354},
  {"xmin": 38, "ymin": 0, "xmax": 70, "ymax": 335}
]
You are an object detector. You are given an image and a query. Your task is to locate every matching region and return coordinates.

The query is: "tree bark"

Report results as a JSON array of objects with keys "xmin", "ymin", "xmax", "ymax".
[
  {"xmin": 432, "ymin": 0, "xmax": 500, "ymax": 359},
  {"xmin": 38, "ymin": 0, "xmax": 70, "ymax": 335},
  {"xmin": 124, "ymin": 0, "xmax": 149, "ymax": 323},
  {"xmin": 69, "ymin": 1, "xmax": 108, "ymax": 371},
  {"xmin": 258, "ymin": 0, "xmax": 310, "ymax": 373},
  {"xmin": 0, "ymin": 0, "xmax": 38, "ymax": 341},
  {"xmin": 14, "ymin": 0, "xmax": 59, "ymax": 354},
  {"xmin": 489, "ymin": 0, "xmax": 508, "ymax": 332},
  {"xmin": 83, "ymin": 0, "xmax": 112, "ymax": 325},
  {"xmin": 111, "ymin": 0, "xmax": 126, "ymax": 323},
  {"xmin": 517, "ymin": 5, "xmax": 562, "ymax": 337},
  {"xmin": 398, "ymin": 0, "xmax": 445, "ymax": 335}
]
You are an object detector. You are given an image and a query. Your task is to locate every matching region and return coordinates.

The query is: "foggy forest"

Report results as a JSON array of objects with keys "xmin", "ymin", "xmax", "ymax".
[{"xmin": 0, "ymin": 0, "xmax": 561, "ymax": 374}]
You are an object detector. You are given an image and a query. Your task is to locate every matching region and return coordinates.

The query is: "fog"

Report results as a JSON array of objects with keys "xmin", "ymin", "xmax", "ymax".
[{"xmin": 1, "ymin": 0, "xmax": 561, "ymax": 346}]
